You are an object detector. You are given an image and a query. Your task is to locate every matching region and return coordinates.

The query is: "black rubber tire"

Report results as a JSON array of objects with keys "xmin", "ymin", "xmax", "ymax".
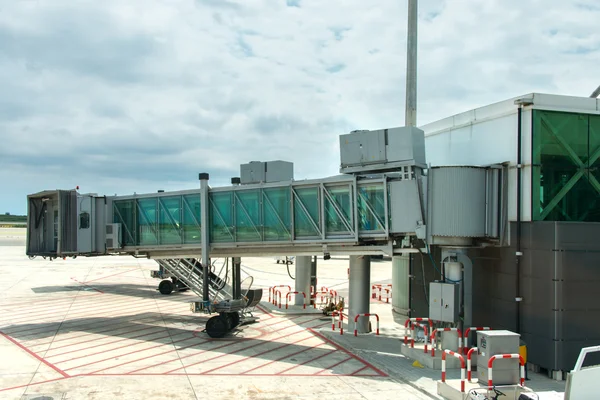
[
  {"xmin": 158, "ymin": 279, "xmax": 174, "ymax": 295},
  {"xmin": 227, "ymin": 312, "xmax": 241, "ymax": 329},
  {"xmin": 206, "ymin": 315, "xmax": 229, "ymax": 338}
]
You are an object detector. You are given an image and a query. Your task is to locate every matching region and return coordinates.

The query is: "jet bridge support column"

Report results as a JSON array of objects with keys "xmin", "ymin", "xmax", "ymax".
[
  {"xmin": 295, "ymin": 256, "xmax": 311, "ymax": 306},
  {"xmin": 349, "ymin": 255, "xmax": 371, "ymax": 334},
  {"xmin": 392, "ymin": 254, "xmax": 410, "ymax": 315},
  {"xmin": 232, "ymin": 257, "xmax": 241, "ymax": 300},
  {"xmin": 200, "ymin": 173, "xmax": 210, "ymax": 303}
]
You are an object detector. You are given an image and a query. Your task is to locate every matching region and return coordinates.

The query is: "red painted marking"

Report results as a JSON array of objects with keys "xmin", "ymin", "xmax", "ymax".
[
  {"xmin": 64, "ymin": 333, "xmax": 199, "ymax": 372},
  {"xmin": 127, "ymin": 316, "xmax": 322, "ymax": 374},
  {"xmin": 308, "ymin": 329, "xmax": 387, "ymax": 377},
  {"xmin": 123, "ymin": 337, "xmax": 245, "ymax": 374},
  {"xmin": 0, "ymin": 376, "xmax": 69, "ymax": 393},
  {"xmin": 241, "ymin": 342, "xmax": 326, "ymax": 375},
  {"xmin": 5, "ymin": 299, "xmax": 183, "ymax": 336},
  {"xmin": 166, "ymin": 319, "xmax": 329, "ymax": 374},
  {"xmin": 256, "ymin": 304, "xmax": 273, "ymax": 316},
  {"xmin": 277, "ymin": 348, "xmax": 337, "ymax": 375},
  {"xmin": 28, "ymin": 309, "xmax": 186, "ymax": 349},
  {"xmin": 47, "ymin": 326, "xmax": 169, "ymax": 360},
  {"xmin": 313, "ymin": 356, "xmax": 352, "ymax": 375},
  {"xmin": 59, "ymin": 330, "xmax": 192, "ymax": 368},
  {"xmin": 83, "ymin": 268, "xmax": 141, "ymax": 283},
  {"xmin": 4, "ymin": 295, "xmax": 167, "ymax": 327},
  {"xmin": 203, "ymin": 335, "xmax": 316, "ymax": 375},
  {"xmin": 350, "ymin": 365, "xmax": 370, "ymax": 375},
  {"xmin": 0, "ymin": 331, "xmax": 69, "ymax": 378}
]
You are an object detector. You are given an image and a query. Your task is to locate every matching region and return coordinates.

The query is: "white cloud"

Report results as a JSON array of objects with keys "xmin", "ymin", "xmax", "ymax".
[{"xmin": 1, "ymin": 0, "xmax": 599, "ymax": 214}]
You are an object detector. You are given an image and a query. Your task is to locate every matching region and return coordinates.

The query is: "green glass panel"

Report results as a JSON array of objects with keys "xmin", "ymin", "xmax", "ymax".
[
  {"xmin": 137, "ymin": 198, "xmax": 158, "ymax": 246},
  {"xmin": 113, "ymin": 200, "xmax": 135, "ymax": 246},
  {"xmin": 294, "ymin": 187, "xmax": 320, "ymax": 238},
  {"xmin": 357, "ymin": 184, "xmax": 385, "ymax": 231},
  {"xmin": 325, "ymin": 185, "xmax": 352, "ymax": 234},
  {"xmin": 210, "ymin": 192, "xmax": 233, "ymax": 242},
  {"xmin": 159, "ymin": 197, "xmax": 182, "ymax": 245},
  {"xmin": 532, "ymin": 110, "xmax": 600, "ymax": 221},
  {"xmin": 263, "ymin": 188, "xmax": 291, "ymax": 241},
  {"xmin": 182, "ymin": 194, "xmax": 201, "ymax": 244},
  {"xmin": 235, "ymin": 190, "xmax": 261, "ymax": 242}
]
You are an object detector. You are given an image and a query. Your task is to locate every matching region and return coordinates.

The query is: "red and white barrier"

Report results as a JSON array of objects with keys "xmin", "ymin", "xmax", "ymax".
[
  {"xmin": 285, "ymin": 291, "xmax": 306, "ymax": 309},
  {"xmin": 430, "ymin": 328, "xmax": 463, "ymax": 357},
  {"xmin": 383, "ymin": 288, "xmax": 391, "ymax": 303},
  {"xmin": 413, "ymin": 322, "xmax": 429, "ymax": 353},
  {"xmin": 271, "ymin": 285, "xmax": 291, "ymax": 305},
  {"xmin": 442, "ymin": 349, "xmax": 466, "ymax": 393},
  {"xmin": 331, "ymin": 311, "xmax": 347, "ymax": 335},
  {"xmin": 353, "ymin": 313, "xmax": 379, "ymax": 336},
  {"xmin": 487, "ymin": 354, "xmax": 525, "ymax": 390},
  {"xmin": 466, "ymin": 347, "xmax": 478, "ymax": 382},
  {"xmin": 463, "ymin": 327, "xmax": 491, "ymax": 354},
  {"xmin": 329, "ymin": 289, "xmax": 338, "ymax": 303},
  {"xmin": 371, "ymin": 284, "xmax": 392, "ymax": 301},
  {"xmin": 403, "ymin": 317, "xmax": 434, "ymax": 346}
]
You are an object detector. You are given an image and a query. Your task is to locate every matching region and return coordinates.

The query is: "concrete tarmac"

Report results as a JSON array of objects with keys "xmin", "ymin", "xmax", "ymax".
[{"xmin": 0, "ymin": 228, "xmax": 565, "ymax": 399}]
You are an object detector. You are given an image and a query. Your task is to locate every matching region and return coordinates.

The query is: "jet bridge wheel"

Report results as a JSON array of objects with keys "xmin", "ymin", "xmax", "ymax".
[
  {"xmin": 158, "ymin": 279, "xmax": 174, "ymax": 295},
  {"xmin": 205, "ymin": 315, "xmax": 229, "ymax": 338}
]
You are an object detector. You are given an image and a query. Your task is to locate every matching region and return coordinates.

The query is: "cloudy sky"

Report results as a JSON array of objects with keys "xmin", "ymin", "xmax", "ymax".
[{"xmin": 1, "ymin": 0, "xmax": 598, "ymax": 215}]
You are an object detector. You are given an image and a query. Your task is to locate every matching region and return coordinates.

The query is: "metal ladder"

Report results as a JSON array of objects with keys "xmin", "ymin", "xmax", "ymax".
[{"xmin": 155, "ymin": 258, "xmax": 232, "ymax": 302}]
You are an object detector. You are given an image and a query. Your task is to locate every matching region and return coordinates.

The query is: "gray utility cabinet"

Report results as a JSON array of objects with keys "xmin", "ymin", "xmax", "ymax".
[
  {"xmin": 429, "ymin": 282, "xmax": 459, "ymax": 323},
  {"xmin": 476, "ymin": 330, "xmax": 520, "ymax": 386},
  {"xmin": 240, "ymin": 161, "xmax": 294, "ymax": 184},
  {"xmin": 339, "ymin": 126, "xmax": 426, "ymax": 173}
]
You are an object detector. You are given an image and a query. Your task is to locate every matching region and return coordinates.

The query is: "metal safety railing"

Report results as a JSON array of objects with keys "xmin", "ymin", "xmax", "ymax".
[
  {"xmin": 354, "ymin": 313, "xmax": 379, "ymax": 336},
  {"xmin": 487, "ymin": 354, "xmax": 525, "ymax": 390},
  {"xmin": 404, "ymin": 317, "xmax": 433, "ymax": 349},
  {"xmin": 463, "ymin": 326, "xmax": 491, "ymax": 354},
  {"xmin": 430, "ymin": 327, "xmax": 462, "ymax": 357},
  {"xmin": 442, "ymin": 349, "xmax": 466, "ymax": 393}
]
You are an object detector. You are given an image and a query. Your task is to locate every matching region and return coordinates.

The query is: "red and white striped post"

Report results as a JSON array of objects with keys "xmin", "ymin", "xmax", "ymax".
[
  {"xmin": 272, "ymin": 285, "xmax": 291, "ymax": 305},
  {"xmin": 487, "ymin": 354, "xmax": 525, "ymax": 390},
  {"xmin": 466, "ymin": 347, "xmax": 478, "ymax": 381},
  {"xmin": 285, "ymin": 291, "xmax": 306, "ymax": 309},
  {"xmin": 442, "ymin": 349, "xmax": 466, "ymax": 393},
  {"xmin": 413, "ymin": 322, "xmax": 429, "ymax": 353},
  {"xmin": 354, "ymin": 313, "xmax": 379, "ymax": 336},
  {"xmin": 403, "ymin": 317, "xmax": 434, "ymax": 348},
  {"xmin": 371, "ymin": 284, "xmax": 381, "ymax": 299},
  {"xmin": 463, "ymin": 327, "xmax": 491, "ymax": 354},
  {"xmin": 430, "ymin": 327, "xmax": 463, "ymax": 357}
]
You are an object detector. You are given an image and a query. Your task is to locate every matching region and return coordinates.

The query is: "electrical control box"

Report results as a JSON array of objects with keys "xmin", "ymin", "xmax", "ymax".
[
  {"xmin": 477, "ymin": 330, "xmax": 521, "ymax": 386},
  {"xmin": 240, "ymin": 161, "xmax": 294, "ymax": 184},
  {"xmin": 339, "ymin": 126, "xmax": 426, "ymax": 174},
  {"xmin": 429, "ymin": 282, "xmax": 459, "ymax": 323}
]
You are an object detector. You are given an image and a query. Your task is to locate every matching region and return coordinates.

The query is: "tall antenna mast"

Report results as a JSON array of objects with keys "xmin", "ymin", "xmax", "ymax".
[{"xmin": 405, "ymin": 0, "xmax": 418, "ymax": 127}]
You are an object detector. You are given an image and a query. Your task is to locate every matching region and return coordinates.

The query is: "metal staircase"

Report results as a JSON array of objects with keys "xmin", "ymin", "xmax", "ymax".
[{"xmin": 155, "ymin": 258, "xmax": 232, "ymax": 302}]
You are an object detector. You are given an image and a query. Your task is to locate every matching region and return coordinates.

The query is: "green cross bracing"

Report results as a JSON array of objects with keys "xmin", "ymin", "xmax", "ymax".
[
  {"xmin": 112, "ymin": 179, "xmax": 388, "ymax": 248},
  {"xmin": 532, "ymin": 110, "xmax": 600, "ymax": 222}
]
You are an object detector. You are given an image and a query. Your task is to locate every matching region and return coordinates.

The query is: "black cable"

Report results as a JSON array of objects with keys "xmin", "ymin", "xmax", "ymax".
[{"xmin": 286, "ymin": 258, "xmax": 295, "ymax": 280}]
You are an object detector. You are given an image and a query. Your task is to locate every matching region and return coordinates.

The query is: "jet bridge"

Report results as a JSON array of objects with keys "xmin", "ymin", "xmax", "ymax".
[{"xmin": 25, "ymin": 126, "xmax": 507, "ymax": 338}]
